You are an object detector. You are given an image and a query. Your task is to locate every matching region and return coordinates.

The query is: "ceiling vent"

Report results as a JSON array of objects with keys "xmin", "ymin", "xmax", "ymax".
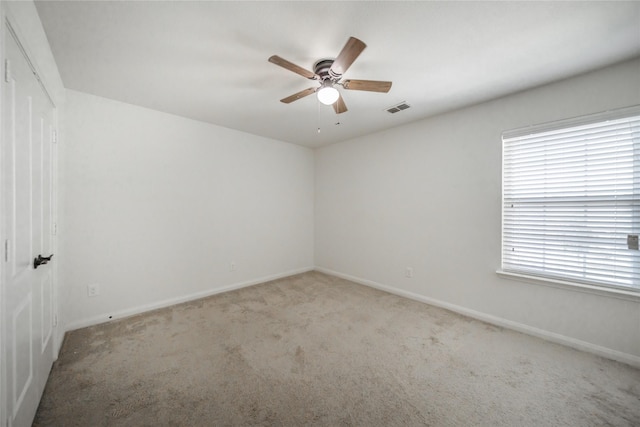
[{"xmin": 385, "ymin": 102, "xmax": 411, "ymax": 114}]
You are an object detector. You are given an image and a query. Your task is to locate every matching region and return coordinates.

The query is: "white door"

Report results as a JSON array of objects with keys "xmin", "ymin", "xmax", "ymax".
[{"xmin": 2, "ymin": 23, "xmax": 56, "ymax": 427}]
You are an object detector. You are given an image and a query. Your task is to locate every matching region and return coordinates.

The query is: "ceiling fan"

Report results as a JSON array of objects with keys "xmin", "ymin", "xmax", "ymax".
[{"xmin": 268, "ymin": 36, "xmax": 392, "ymax": 114}]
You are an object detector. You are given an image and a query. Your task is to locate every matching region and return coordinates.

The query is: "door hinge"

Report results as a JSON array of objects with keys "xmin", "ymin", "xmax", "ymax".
[
  {"xmin": 53, "ymin": 314, "xmax": 58, "ymax": 327},
  {"xmin": 52, "ymin": 222, "xmax": 58, "ymax": 236},
  {"xmin": 4, "ymin": 239, "xmax": 9, "ymax": 262},
  {"xmin": 4, "ymin": 59, "xmax": 9, "ymax": 82},
  {"xmin": 52, "ymin": 129, "xmax": 57, "ymax": 144}
]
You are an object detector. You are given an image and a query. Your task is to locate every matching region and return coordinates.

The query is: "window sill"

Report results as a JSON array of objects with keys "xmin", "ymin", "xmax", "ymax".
[{"xmin": 496, "ymin": 270, "xmax": 640, "ymax": 302}]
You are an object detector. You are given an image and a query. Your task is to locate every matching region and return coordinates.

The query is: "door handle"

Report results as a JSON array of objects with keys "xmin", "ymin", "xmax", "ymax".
[{"xmin": 34, "ymin": 254, "xmax": 53, "ymax": 269}]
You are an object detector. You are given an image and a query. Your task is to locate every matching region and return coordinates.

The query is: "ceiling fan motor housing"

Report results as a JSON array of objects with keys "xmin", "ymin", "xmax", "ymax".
[{"xmin": 314, "ymin": 59, "xmax": 340, "ymax": 81}]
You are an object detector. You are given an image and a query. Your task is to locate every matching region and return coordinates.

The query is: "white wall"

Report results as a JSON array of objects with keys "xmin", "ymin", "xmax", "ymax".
[
  {"xmin": 315, "ymin": 58, "xmax": 640, "ymax": 364},
  {"xmin": 61, "ymin": 90, "xmax": 314, "ymax": 329}
]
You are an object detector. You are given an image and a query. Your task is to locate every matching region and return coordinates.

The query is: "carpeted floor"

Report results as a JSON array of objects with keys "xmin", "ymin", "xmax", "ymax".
[{"xmin": 34, "ymin": 271, "xmax": 640, "ymax": 426}]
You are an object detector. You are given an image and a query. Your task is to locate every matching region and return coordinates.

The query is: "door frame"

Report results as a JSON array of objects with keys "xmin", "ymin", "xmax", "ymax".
[{"xmin": 0, "ymin": 6, "xmax": 60, "ymax": 426}]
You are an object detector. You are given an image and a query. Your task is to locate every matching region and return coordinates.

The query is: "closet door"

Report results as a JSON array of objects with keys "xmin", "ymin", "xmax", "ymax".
[{"xmin": 2, "ymin": 22, "xmax": 56, "ymax": 427}]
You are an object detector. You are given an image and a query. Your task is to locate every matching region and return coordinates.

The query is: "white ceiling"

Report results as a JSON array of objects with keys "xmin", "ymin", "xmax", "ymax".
[{"xmin": 34, "ymin": 1, "xmax": 640, "ymax": 148}]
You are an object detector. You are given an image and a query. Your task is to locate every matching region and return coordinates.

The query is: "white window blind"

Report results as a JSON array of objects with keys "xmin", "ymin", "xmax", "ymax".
[{"xmin": 502, "ymin": 106, "xmax": 640, "ymax": 292}]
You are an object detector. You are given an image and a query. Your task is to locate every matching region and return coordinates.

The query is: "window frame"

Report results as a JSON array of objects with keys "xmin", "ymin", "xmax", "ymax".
[{"xmin": 498, "ymin": 105, "xmax": 640, "ymax": 298}]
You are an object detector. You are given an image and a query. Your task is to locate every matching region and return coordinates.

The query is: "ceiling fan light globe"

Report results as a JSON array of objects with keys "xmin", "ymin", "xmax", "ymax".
[{"xmin": 317, "ymin": 86, "xmax": 340, "ymax": 105}]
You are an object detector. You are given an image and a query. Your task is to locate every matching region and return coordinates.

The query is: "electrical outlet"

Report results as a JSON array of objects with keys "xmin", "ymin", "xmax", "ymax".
[
  {"xmin": 87, "ymin": 283, "xmax": 99, "ymax": 297},
  {"xmin": 405, "ymin": 267, "xmax": 413, "ymax": 278}
]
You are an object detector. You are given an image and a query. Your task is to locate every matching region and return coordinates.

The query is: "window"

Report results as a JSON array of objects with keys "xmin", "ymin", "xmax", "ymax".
[{"xmin": 501, "ymin": 106, "xmax": 640, "ymax": 292}]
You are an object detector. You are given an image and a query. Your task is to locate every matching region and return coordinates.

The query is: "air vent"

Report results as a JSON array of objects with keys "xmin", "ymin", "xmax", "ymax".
[{"xmin": 385, "ymin": 102, "xmax": 410, "ymax": 114}]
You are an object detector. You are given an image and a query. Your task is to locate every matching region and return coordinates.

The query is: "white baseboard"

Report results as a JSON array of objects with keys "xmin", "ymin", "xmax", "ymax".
[
  {"xmin": 63, "ymin": 266, "xmax": 314, "ymax": 332},
  {"xmin": 315, "ymin": 267, "xmax": 640, "ymax": 368}
]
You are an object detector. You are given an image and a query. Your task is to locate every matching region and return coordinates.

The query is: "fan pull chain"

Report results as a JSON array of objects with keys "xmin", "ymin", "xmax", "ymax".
[{"xmin": 317, "ymin": 99, "xmax": 321, "ymax": 133}]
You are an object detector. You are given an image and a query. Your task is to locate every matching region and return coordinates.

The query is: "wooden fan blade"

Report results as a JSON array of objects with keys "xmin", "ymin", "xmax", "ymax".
[
  {"xmin": 330, "ymin": 37, "xmax": 366, "ymax": 77},
  {"xmin": 280, "ymin": 87, "xmax": 316, "ymax": 104},
  {"xmin": 342, "ymin": 79, "xmax": 392, "ymax": 93},
  {"xmin": 333, "ymin": 93, "xmax": 348, "ymax": 114},
  {"xmin": 269, "ymin": 55, "xmax": 317, "ymax": 80}
]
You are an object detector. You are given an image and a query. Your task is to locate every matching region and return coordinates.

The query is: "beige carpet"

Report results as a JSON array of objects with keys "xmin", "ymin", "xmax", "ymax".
[{"xmin": 34, "ymin": 272, "xmax": 640, "ymax": 426}]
